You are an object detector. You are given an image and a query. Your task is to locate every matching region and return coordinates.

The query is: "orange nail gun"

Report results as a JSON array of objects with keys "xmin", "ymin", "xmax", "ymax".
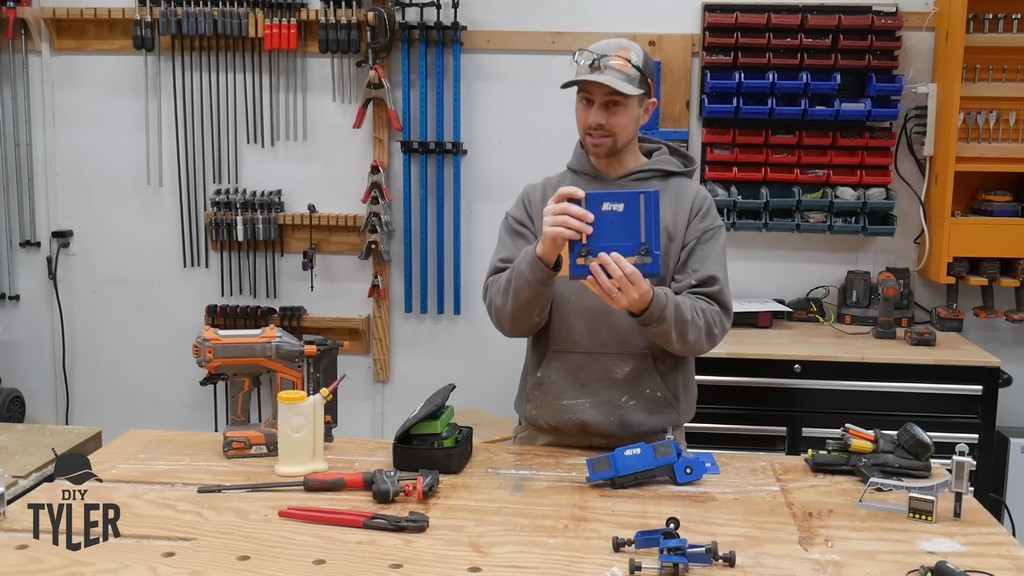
[{"xmin": 193, "ymin": 325, "xmax": 345, "ymax": 458}]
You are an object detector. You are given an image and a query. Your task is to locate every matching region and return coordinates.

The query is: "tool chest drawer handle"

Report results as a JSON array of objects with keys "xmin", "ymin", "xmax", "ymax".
[
  {"xmin": 686, "ymin": 423, "xmax": 787, "ymax": 436},
  {"xmin": 696, "ymin": 375, "xmax": 983, "ymax": 396}
]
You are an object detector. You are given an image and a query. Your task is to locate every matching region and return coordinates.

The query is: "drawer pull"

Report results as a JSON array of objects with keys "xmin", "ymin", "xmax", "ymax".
[{"xmin": 696, "ymin": 375, "xmax": 982, "ymax": 395}]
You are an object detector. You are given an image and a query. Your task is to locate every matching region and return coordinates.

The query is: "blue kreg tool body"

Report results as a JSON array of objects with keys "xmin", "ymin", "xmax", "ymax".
[
  {"xmin": 612, "ymin": 516, "xmax": 739, "ymax": 571},
  {"xmin": 585, "ymin": 439, "xmax": 719, "ymax": 488},
  {"xmin": 567, "ymin": 189, "xmax": 661, "ymax": 280}
]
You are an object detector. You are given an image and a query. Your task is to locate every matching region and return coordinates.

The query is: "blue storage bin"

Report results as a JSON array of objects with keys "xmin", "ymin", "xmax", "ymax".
[
  {"xmin": 863, "ymin": 212, "xmax": 897, "ymax": 236},
  {"xmin": 830, "ymin": 213, "xmax": 864, "ymax": 235},
  {"xmin": 865, "ymin": 73, "xmax": 905, "ymax": 97},
  {"xmin": 797, "ymin": 211, "xmax": 830, "ymax": 233},
  {"xmin": 701, "ymin": 94, "xmax": 737, "ymax": 118},
  {"xmin": 806, "ymin": 71, "xmax": 841, "ymax": 94},
  {"xmin": 836, "ymin": 98, "xmax": 870, "ymax": 121},
  {"xmin": 805, "ymin": 97, "xmax": 837, "ymax": 120},
  {"xmin": 772, "ymin": 95, "xmax": 805, "ymax": 119},
  {"xmin": 797, "ymin": 185, "xmax": 831, "ymax": 211},
  {"xmin": 739, "ymin": 95, "xmax": 773, "ymax": 118},
  {"xmin": 733, "ymin": 183, "xmax": 767, "ymax": 211},
  {"xmin": 773, "ymin": 70, "xmax": 806, "ymax": 94},
  {"xmin": 739, "ymin": 70, "xmax": 773, "ymax": 93},
  {"xmin": 864, "ymin": 188, "xmax": 897, "ymax": 212},
  {"xmin": 766, "ymin": 184, "xmax": 799, "ymax": 210},
  {"xmin": 733, "ymin": 210, "xmax": 767, "ymax": 231},
  {"xmin": 704, "ymin": 70, "xmax": 740, "ymax": 94},
  {"xmin": 705, "ymin": 181, "xmax": 736, "ymax": 211},
  {"xmin": 831, "ymin": 186, "xmax": 864, "ymax": 212},
  {"xmin": 869, "ymin": 98, "xmax": 901, "ymax": 121},
  {"xmin": 767, "ymin": 210, "xmax": 798, "ymax": 232}
]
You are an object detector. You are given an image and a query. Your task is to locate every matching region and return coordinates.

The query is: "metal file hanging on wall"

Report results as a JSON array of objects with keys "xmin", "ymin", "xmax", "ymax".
[
  {"xmin": 398, "ymin": 0, "xmax": 467, "ymax": 316},
  {"xmin": 0, "ymin": 6, "xmax": 42, "ymax": 304}
]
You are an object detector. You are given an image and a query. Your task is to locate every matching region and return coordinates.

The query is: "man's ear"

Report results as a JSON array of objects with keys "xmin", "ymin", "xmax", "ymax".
[{"xmin": 640, "ymin": 97, "xmax": 659, "ymax": 124}]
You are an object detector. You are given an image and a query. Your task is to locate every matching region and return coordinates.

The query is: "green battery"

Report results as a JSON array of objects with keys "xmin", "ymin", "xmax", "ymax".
[{"xmin": 409, "ymin": 405, "xmax": 455, "ymax": 435}]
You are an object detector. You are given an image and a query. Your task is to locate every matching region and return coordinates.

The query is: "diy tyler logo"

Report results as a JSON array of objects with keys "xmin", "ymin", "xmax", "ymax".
[{"xmin": 27, "ymin": 449, "xmax": 121, "ymax": 551}]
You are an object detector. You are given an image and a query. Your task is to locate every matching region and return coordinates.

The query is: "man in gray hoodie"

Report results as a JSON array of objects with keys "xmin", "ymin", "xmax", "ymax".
[{"xmin": 482, "ymin": 38, "xmax": 733, "ymax": 448}]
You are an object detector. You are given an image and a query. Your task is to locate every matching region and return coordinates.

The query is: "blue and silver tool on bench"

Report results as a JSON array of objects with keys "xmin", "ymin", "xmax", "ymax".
[
  {"xmin": 567, "ymin": 189, "xmax": 662, "ymax": 280},
  {"xmin": 585, "ymin": 435, "xmax": 719, "ymax": 488}
]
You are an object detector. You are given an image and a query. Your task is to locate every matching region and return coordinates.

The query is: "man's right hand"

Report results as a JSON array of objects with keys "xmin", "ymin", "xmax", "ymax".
[{"xmin": 536, "ymin": 186, "xmax": 594, "ymax": 268}]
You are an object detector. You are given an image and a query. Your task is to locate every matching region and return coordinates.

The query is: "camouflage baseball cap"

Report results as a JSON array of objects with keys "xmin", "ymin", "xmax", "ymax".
[{"xmin": 561, "ymin": 38, "xmax": 655, "ymax": 97}]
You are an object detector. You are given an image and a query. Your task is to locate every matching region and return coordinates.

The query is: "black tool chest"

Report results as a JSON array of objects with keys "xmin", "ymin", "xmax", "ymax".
[{"xmin": 690, "ymin": 355, "xmax": 1006, "ymax": 518}]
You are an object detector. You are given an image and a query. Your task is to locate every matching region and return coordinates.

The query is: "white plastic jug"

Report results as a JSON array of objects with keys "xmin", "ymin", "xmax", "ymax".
[{"xmin": 274, "ymin": 390, "xmax": 328, "ymax": 477}]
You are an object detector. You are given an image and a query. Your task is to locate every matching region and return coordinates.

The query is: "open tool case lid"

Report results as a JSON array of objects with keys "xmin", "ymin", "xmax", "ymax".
[{"xmin": 393, "ymin": 383, "xmax": 473, "ymax": 474}]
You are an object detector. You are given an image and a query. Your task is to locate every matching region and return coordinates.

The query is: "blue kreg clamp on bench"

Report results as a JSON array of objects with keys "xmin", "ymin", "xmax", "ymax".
[{"xmin": 568, "ymin": 189, "xmax": 661, "ymax": 280}]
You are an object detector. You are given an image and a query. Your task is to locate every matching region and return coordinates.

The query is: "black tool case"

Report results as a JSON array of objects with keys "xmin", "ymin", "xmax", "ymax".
[{"xmin": 393, "ymin": 383, "xmax": 473, "ymax": 474}]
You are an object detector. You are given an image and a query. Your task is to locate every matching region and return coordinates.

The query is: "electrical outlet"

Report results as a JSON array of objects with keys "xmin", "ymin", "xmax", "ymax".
[
  {"xmin": 51, "ymin": 229, "xmax": 75, "ymax": 255},
  {"xmin": 923, "ymin": 83, "xmax": 938, "ymax": 157}
]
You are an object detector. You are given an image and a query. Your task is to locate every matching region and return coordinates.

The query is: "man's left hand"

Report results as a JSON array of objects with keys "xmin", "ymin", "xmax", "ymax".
[{"xmin": 584, "ymin": 252, "xmax": 654, "ymax": 315}]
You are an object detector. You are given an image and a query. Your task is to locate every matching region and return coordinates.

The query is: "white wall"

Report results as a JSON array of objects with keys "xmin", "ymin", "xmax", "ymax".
[{"xmin": 3, "ymin": 0, "xmax": 1022, "ymax": 444}]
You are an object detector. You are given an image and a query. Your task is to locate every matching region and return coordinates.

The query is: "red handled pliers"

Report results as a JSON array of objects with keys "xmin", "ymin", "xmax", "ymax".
[{"xmin": 278, "ymin": 507, "xmax": 429, "ymax": 532}]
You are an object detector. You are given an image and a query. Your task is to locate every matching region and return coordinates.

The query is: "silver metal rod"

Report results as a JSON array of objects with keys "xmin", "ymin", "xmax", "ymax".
[
  {"xmin": 156, "ymin": 29, "xmax": 163, "ymax": 187},
  {"xmin": 20, "ymin": 24, "xmax": 36, "ymax": 244},
  {"xmin": 0, "ymin": 73, "xmax": 14, "ymax": 297},
  {"xmin": 8, "ymin": 35, "xmax": 25, "ymax": 242},
  {"xmin": 144, "ymin": 50, "xmax": 152, "ymax": 185},
  {"xmin": 301, "ymin": 23, "xmax": 307, "ymax": 141},
  {"xmin": 696, "ymin": 375, "xmax": 981, "ymax": 395},
  {"xmin": 291, "ymin": 47, "xmax": 297, "ymax": 141}
]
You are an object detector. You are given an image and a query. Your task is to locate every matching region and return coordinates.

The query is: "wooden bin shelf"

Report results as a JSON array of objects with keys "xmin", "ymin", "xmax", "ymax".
[
  {"xmin": 959, "ymin": 83, "xmax": 1024, "ymax": 98},
  {"xmin": 965, "ymin": 34, "xmax": 1024, "ymax": 48},
  {"xmin": 204, "ymin": 315, "xmax": 371, "ymax": 355},
  {"xmin": 956, "ymin": 142, "xmax": 1024, "ymax": 159},
  {"xmin": 203, "ymin": 212, "xmax": 373, "ymax": 256}
]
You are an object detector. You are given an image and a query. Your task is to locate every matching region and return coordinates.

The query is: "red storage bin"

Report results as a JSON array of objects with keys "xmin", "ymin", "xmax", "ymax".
[
  {"xmin": 737, "ymin": 31, "xmax": 769, "ymax": 47},
  {"xmin": 735, "ymin": 166, "xmax": 767, "ymax": 181},
  {"xmin": 703, "ymin": 128, "xmax": 734, "ymax": 144},
  {"xmin": 704, "ymin": 30, "xmax": 738, "ymax": 48},
  {"xmin": 798, "ymin": 149, "xmax": 831, "ymax": 165},
  {"xmin": 736, "ymin": 12, "xmax": 769, "ymax": 27},
  {"xmin": 769, "ymin": 51, "xmax": 802, "ymax": 67},
  {"xmin": 837, "ymin": 53, "xmax": 870, "ymax": 68},
  {"xmin": 706, "ymin": 145, "xmax": 737, "ymax": 163},
  {"xmin": 869, "ymin": 54, "xmax": 900, "ymax": 70},
  {"xmin": 803, "ymin": 13, "xmax": 839, "ymax": 29},
  {"xmin": 766, "ymin": 167, "xmax": 798, "ymax": 181},
  {"xmin": 799, "ymin": 131, "xmax": 833, "ymax": 146},
  {"xmin": 735, "ymin": 129, "xmax": 767, "ymax": 144},
  {"xmin": 861, "ymin": 169, "xmax": 893, "ymax": 186},
  {"xmin": 768, "ymin": 12, "xmax": 802, "ymax": 28},
  {"xmin": 837, "ymin": 33, "xmax": 871, "ymax": 50},
  {"xmin": 704, "ymin": 164, "xmax": 736, "ymax": 181},
  {"xmin": 796, "ymin": 168, "xmax": 828, "ymax": 183},
  {"xmin": 830, "ymin": 149, "xmax": 863, "ymax": 166},
  {"xmin": 804, "ymin": 53, "xmax": 836, "ymax": 68},
  {"xmin": 767, "ymin": 129, "xmax": 799, "ymax": 146},
  {"xmin": 871, "ymin": 14, "xmax": 904, "ymax": 31},
  {"xmin": 833, "ymin": 131, "xmax": 868, "ymax": 147},
  {"xmin": 704, "ymin": 11, "xmax": 738, "ymax": 27},
  {"xmin": 768, "ymin": 32, "xmax": 801, "ymax": 48},
  {"xmin": 862, "ymin": 150, "xmax": 895, "ymax": 166},
  {"xmin": 736, "ymin": 147, "xmax": 768, "ymax": 163},
  {"xmin": 800, "ymin": 33, "xmax": 833, "ymax": 49},
  {"xmin": 838, "ymin": 14, "xmax": 873, "ymax": 29},
  {"xmin": 865, "ymin": 130, "xmax": 897, "ymax": 148},
  {"xmin": 828, "ymin": 169, "xmax": 862, "ymax": 185},
  {"xmin": 737, "ymin": 51, "xmax": 770, "ymax": 66},
  {"xmin": 702, "ymin": 50, "xmax": 736, "ymax": 67},
  {"xmin": 767, "ymin": 148, "xmax": 798, "ymax": 164},
  {"xmin": 871, "ymin": 34, "xmax": 903, "ymax": 50}
]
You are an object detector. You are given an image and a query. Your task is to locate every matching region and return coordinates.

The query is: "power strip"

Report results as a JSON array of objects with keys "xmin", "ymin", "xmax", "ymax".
[{"xmin": 922, "ymin": 82, "xmax": 938, "ymax": 157}]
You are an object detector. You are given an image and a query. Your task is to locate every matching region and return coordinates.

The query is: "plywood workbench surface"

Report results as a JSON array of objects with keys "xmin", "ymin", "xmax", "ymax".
[
  {"xmin": 706, "ymin": 321, "xmax": 1002, "ymax": 367},
  {"xmin": 1, "ymin": 429, "xmax": 1022, "ymax": 575}
]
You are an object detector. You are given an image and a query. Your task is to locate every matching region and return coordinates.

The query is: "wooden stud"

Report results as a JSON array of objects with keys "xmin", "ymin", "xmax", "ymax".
[{"xmin": 369, "ymin": 48, "xmax": 391, "ymax": 383}]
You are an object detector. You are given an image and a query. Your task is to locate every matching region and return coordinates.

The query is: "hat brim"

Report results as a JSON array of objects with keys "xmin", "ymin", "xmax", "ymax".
[
  {"xmin": 561, "ymin": 75, "xmax": 645, "ymax": 96},
  {"xmin": 60, "ymin": 470, "xmax": 103, "ymax": 486}
]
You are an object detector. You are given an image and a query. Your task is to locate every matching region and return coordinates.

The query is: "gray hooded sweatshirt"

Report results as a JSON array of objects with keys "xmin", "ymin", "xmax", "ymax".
[{"xmin": 482, "ymin": 136, "xmax": 733, "ymax": 438}]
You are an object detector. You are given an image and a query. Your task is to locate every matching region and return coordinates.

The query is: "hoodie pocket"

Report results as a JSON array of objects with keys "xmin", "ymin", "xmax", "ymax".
[{"xmin": 523, "ymin": 348, "xmax": 680, "ymax": 437}]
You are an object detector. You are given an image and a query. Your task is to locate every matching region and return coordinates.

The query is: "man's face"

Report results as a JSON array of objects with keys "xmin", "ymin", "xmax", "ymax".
[{"xmin": 575, "ymin": 81, "xmax": 655, "ymax": 161}]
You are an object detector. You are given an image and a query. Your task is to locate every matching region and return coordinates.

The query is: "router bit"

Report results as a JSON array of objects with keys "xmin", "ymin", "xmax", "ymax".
[
  {"xmin": 998, "ymin": 13, "xmax": 1007, "ymax": 34},
  {"xmin": 967, "ymin": 13, "xmax": 976, "ymax": 34},
  {"xmin": 1014, "ymin": 13, "xmax": 1022, "ymax": 34},
  {"xmin": 983, "ymin": 13, "xmax": 994, "ymax": 34}
]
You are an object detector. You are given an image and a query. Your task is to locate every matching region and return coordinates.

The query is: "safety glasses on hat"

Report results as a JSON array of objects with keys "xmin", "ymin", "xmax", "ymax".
[{"xmin": 570, "ymin": 48, "xmax": 652, "ymax": 96}]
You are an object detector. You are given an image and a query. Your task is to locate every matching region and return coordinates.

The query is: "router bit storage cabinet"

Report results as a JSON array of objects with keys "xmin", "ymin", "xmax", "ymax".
[{"xmin": 920, "ymin": 0, "xmax": 1024, "ymax": 295}]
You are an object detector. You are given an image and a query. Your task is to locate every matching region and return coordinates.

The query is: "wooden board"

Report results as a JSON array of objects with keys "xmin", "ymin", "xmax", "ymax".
[
  {"xmin": 452, "ymin": 408, "xmax": 516, "ymax": 444},
  {"xmin": 704, "ymin": 321, "xmax": 1002, "ymax": 366},
  {"xmin": 1, "ymin": 429, "xmax": 1022, "ymax": 575},
  {"xmin": 0, "ymin": 424, "xmax": 102, "ymax": 501}
]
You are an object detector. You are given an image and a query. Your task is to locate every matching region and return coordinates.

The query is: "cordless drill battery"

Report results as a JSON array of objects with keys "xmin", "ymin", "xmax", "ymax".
[{"xmin": 904, "ymin": 325, "xmax": 937, "ymax": 347}]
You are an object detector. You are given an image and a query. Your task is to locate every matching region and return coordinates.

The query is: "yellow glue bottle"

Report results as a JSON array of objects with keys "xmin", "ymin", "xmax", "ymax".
[{"xmin": 274, "ymin": 379, "xmax": 341, "ymax": 477}]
